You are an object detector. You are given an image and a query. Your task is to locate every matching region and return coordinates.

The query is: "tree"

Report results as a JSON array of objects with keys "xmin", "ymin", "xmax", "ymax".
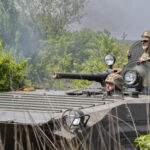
[
  {"xmin": 0, "ymin": 0, "xmax": 19, "ymax": 46},
  {"xmin": 27, "ymin": 29, "xmax": 130, "ymax": 89},
  {"xmin": 16, "ymin": 0, "xmax": 86, "ymax": 39}
]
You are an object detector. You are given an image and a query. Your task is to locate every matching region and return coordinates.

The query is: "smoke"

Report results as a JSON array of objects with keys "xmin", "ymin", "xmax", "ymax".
[{"xmin": 72, "ymin": 0, "xmax": 150, "ymax": 40}]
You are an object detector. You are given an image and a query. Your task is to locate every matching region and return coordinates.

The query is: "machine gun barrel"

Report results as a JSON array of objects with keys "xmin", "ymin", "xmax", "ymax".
[{"xmin": 53, "ymin": 71, "xmax": 110, "ymax": 82}]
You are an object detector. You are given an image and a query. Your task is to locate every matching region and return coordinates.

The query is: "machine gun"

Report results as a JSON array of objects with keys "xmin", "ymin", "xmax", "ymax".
[
  {"xmin": 53, "ymin": 54, "xmax": 116, "ymax": 87},
  {"xmin": 53, "ymin": 71, "xmax": 111, "ymax": 83}
]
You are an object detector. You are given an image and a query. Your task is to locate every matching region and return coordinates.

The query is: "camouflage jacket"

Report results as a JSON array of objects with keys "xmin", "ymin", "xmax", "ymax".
[{"xmin": 141, "ymin": 51, "xmax": 150, "ymax": 61}]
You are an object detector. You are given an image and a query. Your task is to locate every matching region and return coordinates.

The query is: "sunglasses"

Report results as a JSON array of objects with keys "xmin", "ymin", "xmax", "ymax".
[{"xmin": 141, "ymin": 40, "xmax": 149, "ymax": 43}]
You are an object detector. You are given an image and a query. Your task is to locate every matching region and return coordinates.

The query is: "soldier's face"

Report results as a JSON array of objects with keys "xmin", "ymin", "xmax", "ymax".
[
  {"xmin": 141, "ymin": 40, "xmax": 150, "ymax": 50},
  {"xmin": 106, "ymin": 83, "xmax": 115, "ymax": 92}
]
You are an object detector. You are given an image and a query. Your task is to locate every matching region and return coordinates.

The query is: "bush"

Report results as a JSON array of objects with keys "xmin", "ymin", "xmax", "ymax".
[
  {"xmin": 0, "ymin": 51, "xmax": 27, "ymax": 91},
  {"xmin": 135, "ymin": 134, "xmax": 150, "ymax": 150}
]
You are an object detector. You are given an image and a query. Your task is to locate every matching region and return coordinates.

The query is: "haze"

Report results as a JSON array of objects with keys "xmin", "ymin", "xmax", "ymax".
[{"xmin": 73, "ymin": 0, "xmax": 150, "ymax": 40}]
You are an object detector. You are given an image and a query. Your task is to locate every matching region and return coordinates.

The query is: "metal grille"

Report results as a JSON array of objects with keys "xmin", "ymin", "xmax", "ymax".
[{"xmin": 0, "ymin": 92, "xmax": 114, "ymax": 113}]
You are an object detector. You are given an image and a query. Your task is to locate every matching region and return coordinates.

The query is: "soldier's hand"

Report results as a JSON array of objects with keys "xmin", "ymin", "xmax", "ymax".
[
  {"xmin": 139, "ymin": 57, "xmax": 146, "ymax": 62},
  {"xmin": 126, "ymin": 50, "xmax": 131, "ymax": 57},
  {"xmin": 112, "ymin": 68, "xmax": 122, "ymax": 74}
]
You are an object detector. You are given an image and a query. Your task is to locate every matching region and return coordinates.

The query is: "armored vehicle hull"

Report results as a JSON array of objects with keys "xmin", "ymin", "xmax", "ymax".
[
  {"xmin": 0, "ymin": 40, "xmax": 149, "ymax": 150},
  {"xmin": 0, "ymin": 90, "xmax": 149, "ymax": 150}
]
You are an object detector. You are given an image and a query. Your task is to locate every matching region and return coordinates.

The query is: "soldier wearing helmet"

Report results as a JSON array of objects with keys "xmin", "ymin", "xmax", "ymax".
[
  {"xmin": 105, "ymin": 73, "xmax": 124, "ymax": 97},
  {"xmin": 139, "ymin": 30, "xmax": 150, "ymax": 62}
]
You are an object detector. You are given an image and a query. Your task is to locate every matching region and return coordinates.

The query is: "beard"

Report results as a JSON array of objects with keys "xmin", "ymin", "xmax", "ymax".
[{"xmin": 142, "ymin": 45, "xmax": 148, "ymax": 50}]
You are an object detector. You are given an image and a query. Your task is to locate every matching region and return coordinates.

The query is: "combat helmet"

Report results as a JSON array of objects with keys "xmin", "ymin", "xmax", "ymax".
[
  {"xmin": 105, "ymin": 73, "xmax": 124, "ymax": 90},
  {"xmin": 141, "ymin": 30, "xmax": 150, "ymax": 41}
]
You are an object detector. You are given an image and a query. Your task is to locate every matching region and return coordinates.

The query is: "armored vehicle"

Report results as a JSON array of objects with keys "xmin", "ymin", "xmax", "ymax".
[{"xmin": 0, "ymin": 40, "xmax": 149, "ymax": 150}]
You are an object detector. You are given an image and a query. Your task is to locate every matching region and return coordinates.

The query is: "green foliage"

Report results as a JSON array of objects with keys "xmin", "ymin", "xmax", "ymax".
[
  {"xmin": 0, "ymin": 0, "xmax": 132, "ymax": 90},
  {"xmin": 0, "ymin": 51, "xmax": 27, "ymax": 91},
  {"xmin": 135, "ymin": 134, "xmax": 150, "ymax": 150},
  {"xmin": 0, "ymin": 0, "xmax": 42, "ymax": 57},
  {"xmin": 16, "ymin": 0, "xmax": 86, "ymax": 38},
  {"xmin": 0, "ymin": 0, "xmax": 18, "ymax": 45},
  {"xmin": 28, "ymin": 29, "xmax": 131, "ymax": 89}
]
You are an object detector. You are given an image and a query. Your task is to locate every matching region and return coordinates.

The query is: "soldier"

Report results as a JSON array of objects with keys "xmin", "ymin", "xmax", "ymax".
[
  {"xmin": 113, "ymin": 30, "xmax": 150, "ymax": 73},
  {"xmin": 126, "ymin": 30, "xmax": 150, "ymax": 61},
  {"xmin": 139, "ymin": 30, "xmax": 150, "ymax": 62},
  {"xmin": 105, "ymin": 73, "xmax": 124, "ymax": 97}
]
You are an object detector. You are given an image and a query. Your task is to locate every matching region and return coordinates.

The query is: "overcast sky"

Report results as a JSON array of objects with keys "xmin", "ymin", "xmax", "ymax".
[{"xmin": 73, "ymin": 0, "xmax": 150, "ymax": 40}]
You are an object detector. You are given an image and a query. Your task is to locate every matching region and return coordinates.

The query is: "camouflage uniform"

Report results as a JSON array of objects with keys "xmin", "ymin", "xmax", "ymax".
[
  {"xmin": 140, "ymin": 52, "xmax": 150, "ymax": 61},
  {"xmin": 105, "ymin": 73, "xmax": 124, "ymax": 91},
  {"xmin": 140, "ymin": 30, "xmax": 150, "ymax": 61}
]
